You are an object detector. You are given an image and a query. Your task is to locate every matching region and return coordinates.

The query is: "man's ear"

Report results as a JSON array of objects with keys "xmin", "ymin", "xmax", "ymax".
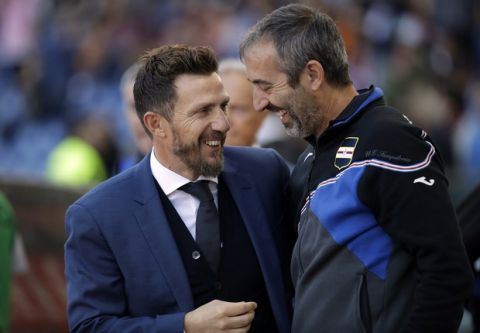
[
  {"xmin": 144, "ymin": 111, "xmax": 168, "ymax": 138},
  {"xmin": 303, "ymin": 60, "xmax": 324, "ymax": 91}
]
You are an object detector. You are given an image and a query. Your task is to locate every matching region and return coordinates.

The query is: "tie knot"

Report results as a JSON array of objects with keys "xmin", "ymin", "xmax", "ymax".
[{"xmin": 180, "ymin": 180, "xmax": 213, "ymax": 202}]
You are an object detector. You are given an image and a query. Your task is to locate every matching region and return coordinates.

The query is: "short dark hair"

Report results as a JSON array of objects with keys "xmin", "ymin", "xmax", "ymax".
[
  {"xmin": 240, "ymin": 4, "xmax": 351, "ymax": 87},
  {"xmin": 133, "ymin": 45, "xmax": 218, "ymax": 136}
]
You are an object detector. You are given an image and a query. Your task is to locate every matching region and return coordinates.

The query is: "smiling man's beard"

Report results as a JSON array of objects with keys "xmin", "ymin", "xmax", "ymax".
[
  {"xmin": 282, "ymin": 87, "xmax": 323, "ymax": 138},
  {"xmin": 172, "ymin": 128, "xmax": 225, "ymax": 177},
  {"xmin": 284, "ymin": 109, "xmax": 303, "ymax": 138}
]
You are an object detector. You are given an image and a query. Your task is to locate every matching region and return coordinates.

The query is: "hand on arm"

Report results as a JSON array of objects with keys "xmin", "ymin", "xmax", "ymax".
[{"xmin": 184, "ymin": 300, "xmax": 257, "ymax": 333}]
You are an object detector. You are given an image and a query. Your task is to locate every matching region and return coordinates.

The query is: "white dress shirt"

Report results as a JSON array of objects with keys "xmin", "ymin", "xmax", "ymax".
[{"xmin": 150, "ymin": 149, "xmax": 218, "ymax": 239}]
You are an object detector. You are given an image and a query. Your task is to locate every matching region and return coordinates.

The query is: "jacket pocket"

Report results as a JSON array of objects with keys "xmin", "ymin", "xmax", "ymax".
[{"xmin": 356, "ymin": 273, "xmax": 373, "ymax": 333}]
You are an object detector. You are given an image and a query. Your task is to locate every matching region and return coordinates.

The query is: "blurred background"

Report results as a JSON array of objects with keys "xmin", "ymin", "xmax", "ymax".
[{"xmin": 0, "ymin": 0, "xmax": 478, "ymax": 332}]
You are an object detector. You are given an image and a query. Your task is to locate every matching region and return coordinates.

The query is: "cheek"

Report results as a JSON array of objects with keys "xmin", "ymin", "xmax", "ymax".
[
  {"xmin": 196, "ymin": 124, "xmax": 213, "ymax": 140},
  {"xmin": 176, "ymin": 120, "xmax": 202, "ymax": 138},
  {"xmin": 272, "ymin": 93, "xmax": 289, "ymax": 108}
]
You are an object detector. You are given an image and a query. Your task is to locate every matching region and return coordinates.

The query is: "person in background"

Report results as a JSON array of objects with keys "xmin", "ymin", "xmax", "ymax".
[
  {"xmin": 118, "ymin": 63, "xmax": 152, "ymax": 172},
  {"xmin": 45, "ymin": 116, "xmax": 119, "ymax": 187},
  {"xmin": 240, "ymin": 4, "xmax": 474, "ymax": 332},
  {"xmin": 218, "ymin": 59, "xmax": 267, "ymax": 147},
  {"xmin": 0, "ymin": 191, "xmax": 15, "ymax": 333},
  {"xmin": 64, "ymin": 45, "xmax": 291, "ymax": 333},
  {"xmin": 219, "ymin": 58, "xmax": 305, "ymax": 166}
]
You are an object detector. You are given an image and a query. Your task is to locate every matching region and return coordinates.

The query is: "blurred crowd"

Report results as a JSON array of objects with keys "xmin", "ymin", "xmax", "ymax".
[{"xmin": 0, "ymin": 0, "xmax": 479, "ymax": 201}]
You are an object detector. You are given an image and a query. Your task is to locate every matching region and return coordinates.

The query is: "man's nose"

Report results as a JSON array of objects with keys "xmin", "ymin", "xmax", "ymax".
[
  {"xmin": 211, "ymin": 108, "xmax": 230, "ymax": 133},
  {"xmin": 253, "ymin": 86, "xmax": 269, "ymax": 112}
]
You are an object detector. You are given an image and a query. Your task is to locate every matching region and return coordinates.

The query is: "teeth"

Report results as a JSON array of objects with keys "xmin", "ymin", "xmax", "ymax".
[{"xmin": 205, "ymin": 140, "xmax": 221, "ymax": 147}]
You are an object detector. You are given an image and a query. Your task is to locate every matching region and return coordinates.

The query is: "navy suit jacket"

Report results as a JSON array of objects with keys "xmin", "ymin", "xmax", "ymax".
[{"xmin": 65, "ymin": 146, "xmax": 292, "ymax": 333}]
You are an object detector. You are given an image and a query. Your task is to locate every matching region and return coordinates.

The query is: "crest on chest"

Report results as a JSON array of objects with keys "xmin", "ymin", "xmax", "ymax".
[{"xmin": 334, "ymin": 137, "xmax": 359, "ymax": 170}]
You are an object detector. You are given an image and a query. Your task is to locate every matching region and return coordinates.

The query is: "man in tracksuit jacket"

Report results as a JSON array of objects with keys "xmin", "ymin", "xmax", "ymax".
[
  {"xmin": 289, "ymin": 86, "xmax": 473, "ymax": 332},
  {"xmin": 240, "ymin": 4, "xmax": 474, "ymax": 332}
]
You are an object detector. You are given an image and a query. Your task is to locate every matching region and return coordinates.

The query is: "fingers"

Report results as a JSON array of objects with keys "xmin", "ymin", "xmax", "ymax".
[
  {"xmin": 221, "ymin": 301, "xmax": 257, "ymax": 317},
  {"xmin": 184, "ymin": 300, "xmax": 257, "ymax": 333},
  {"xmin": 225, "ymin": 310, "xmax": 255, "ymax": 329},
  {"xmin": 217, "ymin": 302, "xmax": 256, "ymax": 332}
]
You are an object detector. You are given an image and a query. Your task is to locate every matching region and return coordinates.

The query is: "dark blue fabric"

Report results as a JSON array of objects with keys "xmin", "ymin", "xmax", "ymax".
[
  {"xmin": 332, "ymin": 87, "xmax": 384, "ymax": 128},
  {"xmin": 309, "ymin": 166, "xmax": 392, "ymax": 280},
  {"xmin": 65, "ymin": 147, "xmax": 292, "ymax": 333}
]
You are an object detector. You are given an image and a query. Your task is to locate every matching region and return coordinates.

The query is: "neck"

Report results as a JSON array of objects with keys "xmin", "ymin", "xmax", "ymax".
[
  {"xmin": 315, "ymin": 84, "xmax": 357, "ymax": 136},
  {"xmin": 152, "ymin": 146, "xmax": 199, "ymax": 181}
]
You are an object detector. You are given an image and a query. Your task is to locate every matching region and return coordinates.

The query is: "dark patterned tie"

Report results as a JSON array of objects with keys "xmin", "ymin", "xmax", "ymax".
[{"xmin": 180, "ymin": 180, "xmax": 220, "ymax": 274}]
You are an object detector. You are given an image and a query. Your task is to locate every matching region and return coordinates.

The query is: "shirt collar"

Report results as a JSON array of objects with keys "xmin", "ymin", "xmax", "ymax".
[{"xmin": 150, "ymin": 149, "xmax": 218, "ymax": 196}]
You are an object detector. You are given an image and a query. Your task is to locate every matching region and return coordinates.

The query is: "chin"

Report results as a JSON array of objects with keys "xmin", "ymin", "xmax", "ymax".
[{"xmin": 200, "ymin": 162, "xmax": 223, "ymax": 177}]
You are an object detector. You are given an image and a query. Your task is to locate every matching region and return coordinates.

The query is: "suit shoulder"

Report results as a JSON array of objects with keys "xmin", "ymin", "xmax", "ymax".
[
  {"xmin": 224, "ymin": 145, "xmax": 279, "ymax": 159},
  {"xmin": 224, "ymin": 146, "xmax": 287, "ymax": 170},
  {"xmin": 74, "ymin": 167, "xmax": 135, "ymax": 207}
]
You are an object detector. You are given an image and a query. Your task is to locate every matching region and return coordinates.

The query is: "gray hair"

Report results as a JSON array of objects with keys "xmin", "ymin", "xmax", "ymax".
[{"xmin": 239, "ymin": 3, "xmax": 351, "ymax": 87}]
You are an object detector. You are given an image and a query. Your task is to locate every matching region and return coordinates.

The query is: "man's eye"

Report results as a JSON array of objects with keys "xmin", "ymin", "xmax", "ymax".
[{"xmin": 261, "ymin": 85, "xmax": 272, "ymax": 92}]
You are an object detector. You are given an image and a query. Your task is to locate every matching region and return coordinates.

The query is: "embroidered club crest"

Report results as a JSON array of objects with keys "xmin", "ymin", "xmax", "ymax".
[{"xmin": 334, "ymin": 137, "xmax": 359, "ymax": 170}]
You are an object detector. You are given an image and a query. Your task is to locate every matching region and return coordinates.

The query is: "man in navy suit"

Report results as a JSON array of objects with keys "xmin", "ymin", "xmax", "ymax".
[{"xmin": 64, "ymin": 45, "xmax": 292, "ymax": 333}]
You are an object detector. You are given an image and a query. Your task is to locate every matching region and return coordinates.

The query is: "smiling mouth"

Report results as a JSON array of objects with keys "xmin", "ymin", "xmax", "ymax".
[
  {"xmin": 277, "ymin": 110, "xmax": 290, "ymax": 124},
  {"xmin": 204, "ymin": 140, "xmax": 222, "ymax": 147}
]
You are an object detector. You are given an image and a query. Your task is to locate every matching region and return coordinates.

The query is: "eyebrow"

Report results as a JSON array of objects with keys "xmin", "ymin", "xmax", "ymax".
[
  {"xmin": 249, "ymin": 78, "xmax": 272, "ymax": 86},
  {"xmin": 195, "ymin": 96, "xmax": 230, "ymax": 111}
]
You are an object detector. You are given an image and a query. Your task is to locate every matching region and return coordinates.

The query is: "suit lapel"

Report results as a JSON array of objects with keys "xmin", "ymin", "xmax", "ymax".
[
  {"xmin": 131, "ymin": 155, "xmax": 194, "ymax": 311},
  {"xmin": 222, "ymin": 156, "xmax": 290, "ymax": 333},
  {"xmin": 221, "ymin": 171, "xmax": 271, "ymax": 240}
]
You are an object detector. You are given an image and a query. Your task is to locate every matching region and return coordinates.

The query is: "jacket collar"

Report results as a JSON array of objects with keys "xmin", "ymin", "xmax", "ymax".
[
  {"xmin": 305, "ymin": 86, "xmax": 384, "ymax": 146},
  {"xmin": 130, "ymin": 154, "xmax": 194, "ymax": 311},
  {"xmin": 331, "ymin": 85, "xmax": 384, "ymax": 128},
  {"xmin": 221, "ymin": 149, "xmax": 291, "ymax": 332}
]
